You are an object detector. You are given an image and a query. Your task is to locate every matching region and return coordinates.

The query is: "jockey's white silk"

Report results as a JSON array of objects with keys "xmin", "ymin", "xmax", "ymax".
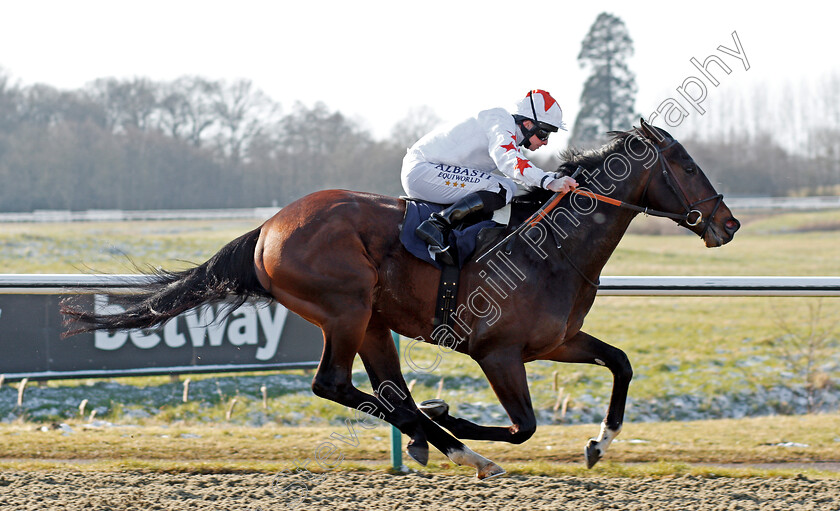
[{"xmin": 400, "ymin": 108, "xmax": 557, "ymax": 204}]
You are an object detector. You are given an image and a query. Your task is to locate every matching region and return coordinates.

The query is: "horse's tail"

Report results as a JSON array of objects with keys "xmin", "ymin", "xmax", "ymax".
[{"xmin": 61, "ymin": 227, "xmax": 271, "ymax": 337}]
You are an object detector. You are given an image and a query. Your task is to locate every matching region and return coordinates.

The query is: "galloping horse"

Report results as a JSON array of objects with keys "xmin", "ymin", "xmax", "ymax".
[{"xmin": 62, "ymin": 119, "xmax": 740, "ymax": 478}]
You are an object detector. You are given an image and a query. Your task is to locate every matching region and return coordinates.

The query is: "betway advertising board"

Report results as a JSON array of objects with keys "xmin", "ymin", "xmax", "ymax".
[{"xmin": 0, "ymin": 286, "xmax": 323, "ymax": 380}]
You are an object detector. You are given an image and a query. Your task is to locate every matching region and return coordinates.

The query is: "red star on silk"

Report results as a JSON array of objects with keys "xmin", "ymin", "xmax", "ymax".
[
  {"xmin": 501, "ymin": 142, "xmax": 516, "ymax": 153},
  {"xmin": 515, "ymin": 157, "xmax": 532, "ymax": 175}
]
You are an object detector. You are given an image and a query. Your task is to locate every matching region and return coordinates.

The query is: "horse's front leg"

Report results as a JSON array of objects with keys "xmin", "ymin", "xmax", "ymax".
[
  {"xmin": 422, "ymin": 346, "xmax": 538, "ymax": 445},
  {"xmin": 540, "ymin": 330, "xmax": 633, "ymax": 468}
]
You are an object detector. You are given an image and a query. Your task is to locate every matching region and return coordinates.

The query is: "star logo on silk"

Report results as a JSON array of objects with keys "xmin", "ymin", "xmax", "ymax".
[
  {"xmin": 515, "ymin": 157, "xmax": 532, "ymax": 175},
  {"xmin": 460, "ymin": 183, "xmax": 466, "ymax": 188},
  {"xmin": 501, "ymin": 142, "xmax": 517, "ymax": 153},
  {"xmin": 445, "ymin": 181, "xmax": 451, "ymax": 186}
]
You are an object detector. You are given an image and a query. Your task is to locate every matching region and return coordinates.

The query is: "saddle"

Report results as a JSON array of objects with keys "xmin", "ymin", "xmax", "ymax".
[
  {"xmin": 400, "ymin": 199, "xmax": 508, "ymax": 326},
  {"xmin": 399, "ymin": 199, "xmax": 508, "ymax": 269}
]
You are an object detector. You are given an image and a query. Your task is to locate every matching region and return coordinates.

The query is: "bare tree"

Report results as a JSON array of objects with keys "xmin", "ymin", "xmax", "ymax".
[
  {"xmin": 807, "ymin": 73, "xmax": 840, "ymax": 191},
  {"xmin": 156, "ymin": 76, "xmax": 220, "ymax": 146},
  {"xmin": 211, "ymin": 79, "xmax": 280, "ymax": 165},
  {"xmin": 88, "ymin": 77, "xmax": 158, "ymax": 132},
  {"xmin": 389, "ymin": 105, "xmax": 442, "ymax": 149},
  {"xmin": 0, "ymin": 67, "xmax": 22, "ymax": 132},
  {"xmin": 19, "ymin": 85, "xmax": 106, "ymax": 127}
]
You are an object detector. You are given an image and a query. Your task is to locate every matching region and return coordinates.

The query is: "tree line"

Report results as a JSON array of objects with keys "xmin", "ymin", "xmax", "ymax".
[
  {"xmin": 0, "ymin": 71, "xmax": 422, "ymax": 212},
  {"xmin": 0, "ymin": 63, "xmax": 837, "ymax": 213}
]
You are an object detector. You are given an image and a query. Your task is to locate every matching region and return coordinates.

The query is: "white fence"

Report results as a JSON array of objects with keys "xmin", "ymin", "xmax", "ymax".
[
  {"xmin": 724, "ymin": 196, "xmax": 840, "ymax": 211},
  {"xmin": 0, "ymin": 196, "xmax": 838, "ymax": 223},
  {"xmin": 0, "ymin": 207, "xmax": 279, "ymax": 223},
  {"xmin": 596, "ymin": 276, "xmax": 840, "ymax": 296}
]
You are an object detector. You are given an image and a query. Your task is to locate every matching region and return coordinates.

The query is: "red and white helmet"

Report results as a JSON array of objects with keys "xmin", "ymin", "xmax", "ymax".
[{"xmin": 515, "ymin": 89, "xmax": 566, "ymax": 132}]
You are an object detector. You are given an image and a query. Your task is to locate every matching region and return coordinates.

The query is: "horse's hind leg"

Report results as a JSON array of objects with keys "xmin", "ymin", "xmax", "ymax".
[
  {"xmin": 358, "ymin": 321, "xmax": 504, "ymax": 479},
  {"xmin": 355, "ymin": 319, "xmax": 429, "ymax": 465},
  {"xmin": 540, "ymin": 330, "xmax": 633, "ymax": 468},
  {"xmin": 309, "ymin": 308, "xmax": 418, "ymax": 440}
]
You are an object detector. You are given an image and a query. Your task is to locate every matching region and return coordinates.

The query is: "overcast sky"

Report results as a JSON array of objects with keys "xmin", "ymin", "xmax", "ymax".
[{"xmin": 1, "ymin": 1, "xmax": 837, "ymax": 147}]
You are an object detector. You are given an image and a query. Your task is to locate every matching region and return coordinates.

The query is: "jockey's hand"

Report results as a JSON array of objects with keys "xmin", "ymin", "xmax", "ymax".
[{"xmin": 546, "ymin": 176, "xmax": 579, "ymax": 194}]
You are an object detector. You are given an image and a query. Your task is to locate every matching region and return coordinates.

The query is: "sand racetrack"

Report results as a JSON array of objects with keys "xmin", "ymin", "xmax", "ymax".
[{"xmin": 1, "ymin": 470, "xmax": 839, "ymax": 510}]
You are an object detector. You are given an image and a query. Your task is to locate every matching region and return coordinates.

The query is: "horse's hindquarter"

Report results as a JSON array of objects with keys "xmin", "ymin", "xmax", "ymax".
[{"xmin": 257, "ymin": 190, "xmax": 407, "ymax": 327}]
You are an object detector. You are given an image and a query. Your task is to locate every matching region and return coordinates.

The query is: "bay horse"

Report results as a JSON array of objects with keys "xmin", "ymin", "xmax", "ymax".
[{"xmin": 62, "ymin": 119, "xmax": 740, "ymax": 478}]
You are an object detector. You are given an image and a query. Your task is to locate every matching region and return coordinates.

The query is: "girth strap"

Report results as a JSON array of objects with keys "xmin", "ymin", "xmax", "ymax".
[{"xmin": 433, "ymin": 263, "xmax": 460, "ymax": 327}]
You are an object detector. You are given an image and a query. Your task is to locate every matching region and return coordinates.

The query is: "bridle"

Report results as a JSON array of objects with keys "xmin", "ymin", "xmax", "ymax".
[
  {"xmin": 569, "ymin": 135, "xmax": 724, "ymax": 239},
  {"xmin": 636, "ymin": 137, "xmax": 724, "ymax": 239}
]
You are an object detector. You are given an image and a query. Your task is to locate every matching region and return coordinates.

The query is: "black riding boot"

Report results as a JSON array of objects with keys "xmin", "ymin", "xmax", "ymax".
[{"xmin": 415, "ymin": 192, "xmax": 488, "ymax": 253}]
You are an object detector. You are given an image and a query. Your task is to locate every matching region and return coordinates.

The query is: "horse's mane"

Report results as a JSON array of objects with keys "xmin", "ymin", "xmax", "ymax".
[{"xmin": 513, "ymin": 130, "xmax": 637, "ymax": 206}]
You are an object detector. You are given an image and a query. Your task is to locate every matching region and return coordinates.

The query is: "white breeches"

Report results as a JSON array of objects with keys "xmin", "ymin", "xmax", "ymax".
[{"xmin": 401, "ymin": 152, "xmax": 516, "ymax": 204}]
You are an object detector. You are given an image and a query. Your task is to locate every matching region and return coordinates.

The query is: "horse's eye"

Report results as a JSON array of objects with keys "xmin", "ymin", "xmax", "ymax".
[{"xmin": 684, "ymin": 164, "xmax": 697, "ymax": 175}]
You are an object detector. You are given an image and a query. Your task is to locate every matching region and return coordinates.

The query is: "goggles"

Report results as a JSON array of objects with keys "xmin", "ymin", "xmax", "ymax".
[
  {"xmin": 533, "ymin": 121, "xmax": 558, "ymax": 141},
  {"xmin": 534, "ymin": 127, "xmax": 551, "ymax": 141}
]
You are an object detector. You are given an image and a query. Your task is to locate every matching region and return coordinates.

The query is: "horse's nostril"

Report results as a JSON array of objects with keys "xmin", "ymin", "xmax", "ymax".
[{"xmin": 725, "ymin": 218, "xmax": 740, "ymax": 232}]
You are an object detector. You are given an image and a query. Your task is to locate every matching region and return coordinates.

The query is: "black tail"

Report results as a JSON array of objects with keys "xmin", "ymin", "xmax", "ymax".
[{"xmin": 61, "ymin": 227, "xmax": 271, "ymax": 337}]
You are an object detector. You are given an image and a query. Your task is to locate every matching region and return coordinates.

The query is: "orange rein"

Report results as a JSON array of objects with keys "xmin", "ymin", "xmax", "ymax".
[{"xmin": 526, "ymin": 188, "xmax": 622, "ymax": 227}]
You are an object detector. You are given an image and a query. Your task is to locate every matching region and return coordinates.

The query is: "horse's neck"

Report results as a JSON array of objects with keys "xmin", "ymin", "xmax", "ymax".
[
  {"xmin": 523, "ymin": 163, "xmax": 649, "ymax": 281},
  {"xmin": 555, "ymin": 200, "xmax": 636, "ymax": 279}
]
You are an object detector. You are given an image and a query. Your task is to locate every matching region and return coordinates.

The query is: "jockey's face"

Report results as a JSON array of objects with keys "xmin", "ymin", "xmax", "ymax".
[{"xmin": 523, "ymin": 120, "xmax": 548, "ymax": 149}]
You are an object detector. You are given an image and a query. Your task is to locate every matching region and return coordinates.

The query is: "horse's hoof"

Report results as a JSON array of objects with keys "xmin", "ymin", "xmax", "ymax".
[
  {"xmin": 418, "ymin": 399, "xmax": 449, "ymax": 420},
  {"xmin": 584, "ymin": 439, "xmax": 602, "ymax": 469},
  {"xmin": 407, "ymin": 439, "xmax": 429, "ymax": 466},
  {"xmin": 477, "ymin": 461, "xmax": 506, "ymax": 480}
]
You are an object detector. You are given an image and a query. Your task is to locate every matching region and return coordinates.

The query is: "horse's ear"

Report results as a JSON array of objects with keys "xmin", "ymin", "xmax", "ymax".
[{"xmin": 639, "ymin": 117, "xmax": 667, "ymax": 144}]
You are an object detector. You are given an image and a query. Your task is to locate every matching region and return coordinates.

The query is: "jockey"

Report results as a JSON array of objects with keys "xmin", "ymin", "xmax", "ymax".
[{"xmin": 401, "ymin": 89, "xmax": 579, "ymax": 256}]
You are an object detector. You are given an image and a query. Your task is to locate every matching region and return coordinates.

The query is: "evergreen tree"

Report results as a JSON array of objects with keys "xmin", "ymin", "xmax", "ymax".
[{"xmin": 569, "ymin": 12, "xmax": 637, "ymax": 148}]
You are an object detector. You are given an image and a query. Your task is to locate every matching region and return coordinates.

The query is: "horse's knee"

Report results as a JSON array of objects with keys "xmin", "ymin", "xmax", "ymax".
[
  {"xmin": 311, "ymin": 379, "xmax": 331, "ymax": 400},
  {"xmin": 617, "ymin": 351, "xmax": 633, "ymax": 382},
  {"xmin": 509, "ymin": 421, "xmax": 537, "ymax": 444},
  {"xmin": 608, "ymin": 348, "xmax": 633, "ymax": 382},
  {"xmin": 311, "ymin": 375, "xmax": 348, "ymax": 401}
]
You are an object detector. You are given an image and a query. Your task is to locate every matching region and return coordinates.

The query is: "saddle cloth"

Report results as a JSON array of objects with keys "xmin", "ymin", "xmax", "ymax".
[{"xmin": 399, "ymin": 200, "xmax": 499, "ymax": 269}]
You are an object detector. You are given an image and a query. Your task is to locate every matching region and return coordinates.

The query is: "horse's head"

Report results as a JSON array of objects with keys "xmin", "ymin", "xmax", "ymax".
[{"xmin": 636, "ymin": 119, "xmax": 740, "ymax": 247}]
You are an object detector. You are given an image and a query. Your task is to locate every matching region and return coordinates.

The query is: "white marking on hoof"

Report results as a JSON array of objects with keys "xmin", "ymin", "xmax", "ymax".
[
  {"xmin": 585, "ymin": 421, "xmax": 621, "ymax": 468},
  {"xmin": 447, "ymin": 445, "xmax": 504, "ymax": 479}
]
